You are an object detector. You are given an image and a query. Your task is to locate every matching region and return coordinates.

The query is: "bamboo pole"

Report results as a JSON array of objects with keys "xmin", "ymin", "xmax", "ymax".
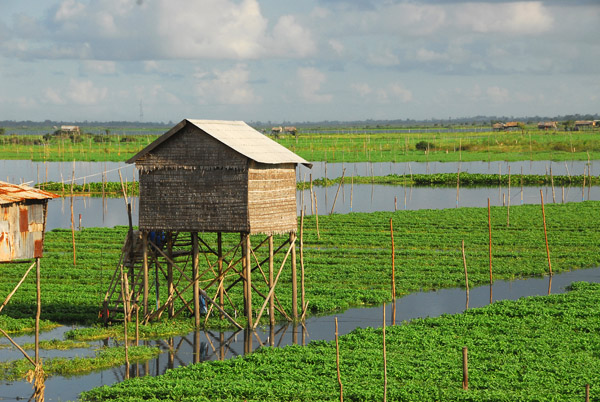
[
  {"xmin": 462, "ymin": 346, "xmax": 468, "ymax": 390},
  {"xmin": 582, "ymin": 166, "xmax": 586, "ymax": 201},
  {"xmin": 330, "ymin": 168, "xmax": 346, "ymax": 215},
  {"xmin": 291, "ymin": 231, "xmax": 298, "ymax": 321},
  {"xmin": 456, "ymin": 167, "xmax": 460, "ymax": 208},
  {"xmin": 585, "ymin": 384, "xmax": 590, "ymax": 402},
  {"xmin": 462, "ymin": 240, "xmax": 469, "ymax": 310},
  {"xmin": 383, "ymin": 303, "xmax": 387, "ymax": 402},
  {"xmin": 269, "ymin": 235, "xmax": 274, "ymax": 325},
  {"xmin": 253, "ymin": 237, "xmax": 297, "ymax": 329},
  {"xmin": 70, "ymin": 166, "xmax": 76, "ymax": 266},
  {"xmin": 540, "ymin": 190, "xmax": 553, "ymax": 278},
  {"xmin": 35, "ymin": 258, "xmax": 41, "ymax": 366},
  {"xmin": 390, "ymin": 218, "xmax": 396, "ymax": 300},
  {"xmin": 507, "ymin": 166, "xmax": 511, "ymax": 227},
  {"xmin": 335, "ymin": 317, "xmax": 344, "ymax": 402},
  {"xmin": 488, "ymin": 198, "xmax": 493, "ymax": 286},
  {"xmin": 119, "ymin": 264, "xmax": 129, "ymax": 378},
  {"xmin": 300, "ymin": 210, "xmax": 306, "ymax": 320},
  {"xmin": 0, "ymin": 327, "xmax": 35, "ymax": 366},
  {"xmin": 218, "ymin": 232, "xmax": 224, "ymax": 321},
  {"xmin": 139, "ymin": 231, "xmax": 148, "ymax": 319},
  {"xmin": 314, "ymin": 191, "xmax": 320, "ymax": 240},
  {"xmin": 192, "ymin": 232, "xmax": 201, "ymax": 327},
  {"xmin": 550, "ymin": 165, "xmax": 555, "ymax": 203},
  {"xmin": 310, "ymin": 173, "xmax": 314, "ymax": 215},
  {"xmin": 350, "ymin": 174, "xmax": 353, "ymax": 212}
]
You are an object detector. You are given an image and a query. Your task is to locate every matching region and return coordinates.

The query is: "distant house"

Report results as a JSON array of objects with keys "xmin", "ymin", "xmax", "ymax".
[
  {"xmin": 492, "ymin": 122, "xmax": 522, "ymax": 131},
  {"xmin": 60, "ymin": 125, "xmax": 80, "ymax": 135},
  {"xmin": 284, "ymin": 126, "xmax": 298, "ymax": 135},
  {"xmin": 574, "ymin": 121, "xmax": 595, "ymax": 131},
  {"xmin": 271, "ymin": 126, "xmax": 283, "ymax": 134},
  {"xmin": 537, "ymin": 121, "xmax": 557, "ymax": 130},
  {"xmin": 492, "ymin": 123, "xmax": 505, "ymax": 131},
  {"xmin": 503, "ymin": 122, "xmax": 521, "ymax": 130}
]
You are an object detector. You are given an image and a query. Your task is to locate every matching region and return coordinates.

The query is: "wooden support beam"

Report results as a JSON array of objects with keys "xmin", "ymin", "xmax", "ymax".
[
  {"xmin": 192, "ymin": 232, "xmax": 200, "ymax": 327},
  {"xmin": 142, "ymin": 231, "xmax": 149, "ymax": 317},
  {"xmin": 253, "ymin": 237, "xmax": 296, "ymax": 329},
  {"xmin": 167, "ymin": 232, "xmax": 174, "ymax": 318},
  {"xmin": 291, "ymin": 232, "xmax": 298, "ymax": 321},
  {"xmin": 269, "ymin": 235, "xmax": 274, "ymax": 326},
  {"xmin": 218, "ymin": 232, "xmax": 224, "ymax": 320},
  {"xmin": 245, "ymin": 234, "xmax": 253, "ymax": 329}
]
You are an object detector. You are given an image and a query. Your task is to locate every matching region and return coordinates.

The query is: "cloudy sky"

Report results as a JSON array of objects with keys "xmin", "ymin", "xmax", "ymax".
[{"xmin": 1, "ymin": 0, "xmax": 599, "ymax": 123}]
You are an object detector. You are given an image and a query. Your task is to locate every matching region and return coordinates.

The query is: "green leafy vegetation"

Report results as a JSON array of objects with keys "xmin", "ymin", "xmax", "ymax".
[
  {"xmin": 1, "ymin": 201, "xmax": 599, "ymax": 335},
  {"xmin": 1, "ymin": 128, "xmax": 600, "ymax": 163},
  {"xmin": 80, "ymin": 282, "xmax": 600, "ymax": 401},
  {"xmin": 0, "ymin": 345, "xmax": 160, "ymax": 380}
]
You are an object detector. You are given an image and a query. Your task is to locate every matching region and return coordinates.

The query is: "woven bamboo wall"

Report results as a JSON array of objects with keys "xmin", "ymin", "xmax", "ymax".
[
  {"xmin": 136, "ymin": 126, "xmax": 250, "ymax": 232},
  {"xmin": 247, "ymin": 162, "xmax": 297, "ymax": 235}
]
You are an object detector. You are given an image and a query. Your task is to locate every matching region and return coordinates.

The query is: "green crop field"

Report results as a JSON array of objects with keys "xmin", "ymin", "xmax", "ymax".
[
  {"xmin": 80, "ymin": 282, "xmax": 600, "ymax": 401},
  {"xmin": 1, "ymin": 128, "xmax": 600, "ymax": 163},
  {"xmin": 2, "ymin": 201, "xmax": 599, "ymax": 336}
]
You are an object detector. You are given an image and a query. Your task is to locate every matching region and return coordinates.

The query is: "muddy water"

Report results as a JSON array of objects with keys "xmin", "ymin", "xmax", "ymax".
[{"xmin": 2, "ymin": 267, "xmax": 599, "ymax": 401}]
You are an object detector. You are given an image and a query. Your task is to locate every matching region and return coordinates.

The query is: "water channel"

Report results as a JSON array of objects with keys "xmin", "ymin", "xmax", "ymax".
[
  {"xmin": 1, "ymin": 160, "xmax": 598, "ymax": 230},
  {"xmin": 1, "ymin": 159, "xmax": 600, "ymax": 400}
]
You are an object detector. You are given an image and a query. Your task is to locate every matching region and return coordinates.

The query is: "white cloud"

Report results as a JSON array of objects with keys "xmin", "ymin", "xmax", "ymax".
[
  {"xmin": 351, "ymin": 83, "xmax": 372, "ymax": 97},
  {"xmin": 296, "ymin": 67, "xmax": 332, "ymax": 103},
  {"xmin": 81, "ymin": 60, "xmax": 116, "ymax": 75},
  {"xmin": 44, "ymin": 79, "xmax": 108, "ymax": 105},
  {"xmin": 328, "ymin": 39, "xmax": 344, "ymax": 56},
  {"xmin": 195, "ymin": 64, "xmax": 261, "ymax": 105},
  {"xmin": 453, "ymin": 2, "xmax": 553, "ymax": 35},
  {"xmin": 269, "ymin": 15, "xmax": 316, "ymax": 57},
  {"xmin": 486, "ymin": 86, "xmax": 510, "ymax": 103},
  {"xmin": 389, "ymin": 83, "xmax": 412, "ymax": 103}
]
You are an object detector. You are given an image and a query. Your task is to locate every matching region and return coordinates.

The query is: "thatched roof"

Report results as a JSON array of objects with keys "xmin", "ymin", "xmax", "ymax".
[{"xmin": 127, "ymin": 119, "xmax": 312, "ymax": 168}]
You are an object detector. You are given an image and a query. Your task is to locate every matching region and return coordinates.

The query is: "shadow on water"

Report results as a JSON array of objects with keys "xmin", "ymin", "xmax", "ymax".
[{"xmin": 1, "ymin": 266, "xmax": 599, "ymax": 401}]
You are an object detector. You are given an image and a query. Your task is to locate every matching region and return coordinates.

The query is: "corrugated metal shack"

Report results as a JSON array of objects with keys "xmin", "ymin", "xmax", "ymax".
[
  {"xmin": 0, "ymin": 181, "xmax": 58, "ymax": 262},
  {"xmin": 107, "ymin": 119, "xmax": 311, "ymax": 330}
]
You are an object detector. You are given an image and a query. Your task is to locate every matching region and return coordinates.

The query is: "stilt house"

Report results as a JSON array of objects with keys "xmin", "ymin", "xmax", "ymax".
[
  {"xmin": 117, "ymin": 119, "xmax": 311, "ymax": 328},
  {"xmin": 127, "ymin": 119, "xmax": 311, "ymax": 234},
  {"xmin": 0, "ymin": 181, "xmax": 58, "ymax": 262}
]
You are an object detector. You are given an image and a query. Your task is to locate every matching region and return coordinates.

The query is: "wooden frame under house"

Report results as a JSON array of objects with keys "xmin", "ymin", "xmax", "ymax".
[{"xmin": 103, "ymin": 119, "xmax": 311, "ymax": 329}]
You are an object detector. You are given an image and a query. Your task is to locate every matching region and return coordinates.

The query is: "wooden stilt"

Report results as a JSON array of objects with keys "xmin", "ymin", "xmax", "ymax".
[
  {"xmin": 291, "ymin": 231, "xmax": 298, "ymax": 321},
  {"xmin": 142, "ymin": 231, "xmax": 149, "ymax": 318},
  {"xmin": 300, "ymin": 210, "xmax": 306, "ymax": 320},
  {"xmin": 269, "ymin": 235, "xmax": 274, "ymax": 326},
  {"xmin": 167, "ymin": 232, "xmax": 174, "ymax": 318},
  {"xmin": 218, "ymin": 232, "xmax": 224, "ymax": 320},
  {"xmin": 245, "ymin": 234, "xmax": 253, "ymax": 328},
  {"xmin": 192, "ymin": 232, "xmax": 200, "ymax": 327},
  {"xmin": 35, "ymin": 258, "xmax": 40, "ymax": 366}
]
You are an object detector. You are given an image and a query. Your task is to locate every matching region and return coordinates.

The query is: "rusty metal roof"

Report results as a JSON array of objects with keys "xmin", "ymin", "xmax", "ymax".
[
  {"xmin": 127, "ymin": 119, "xmax": 312, "ymax": 168},
  {"xmin": 0, "ymin": 181, "xmax": 60, "ymax": 205}
]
